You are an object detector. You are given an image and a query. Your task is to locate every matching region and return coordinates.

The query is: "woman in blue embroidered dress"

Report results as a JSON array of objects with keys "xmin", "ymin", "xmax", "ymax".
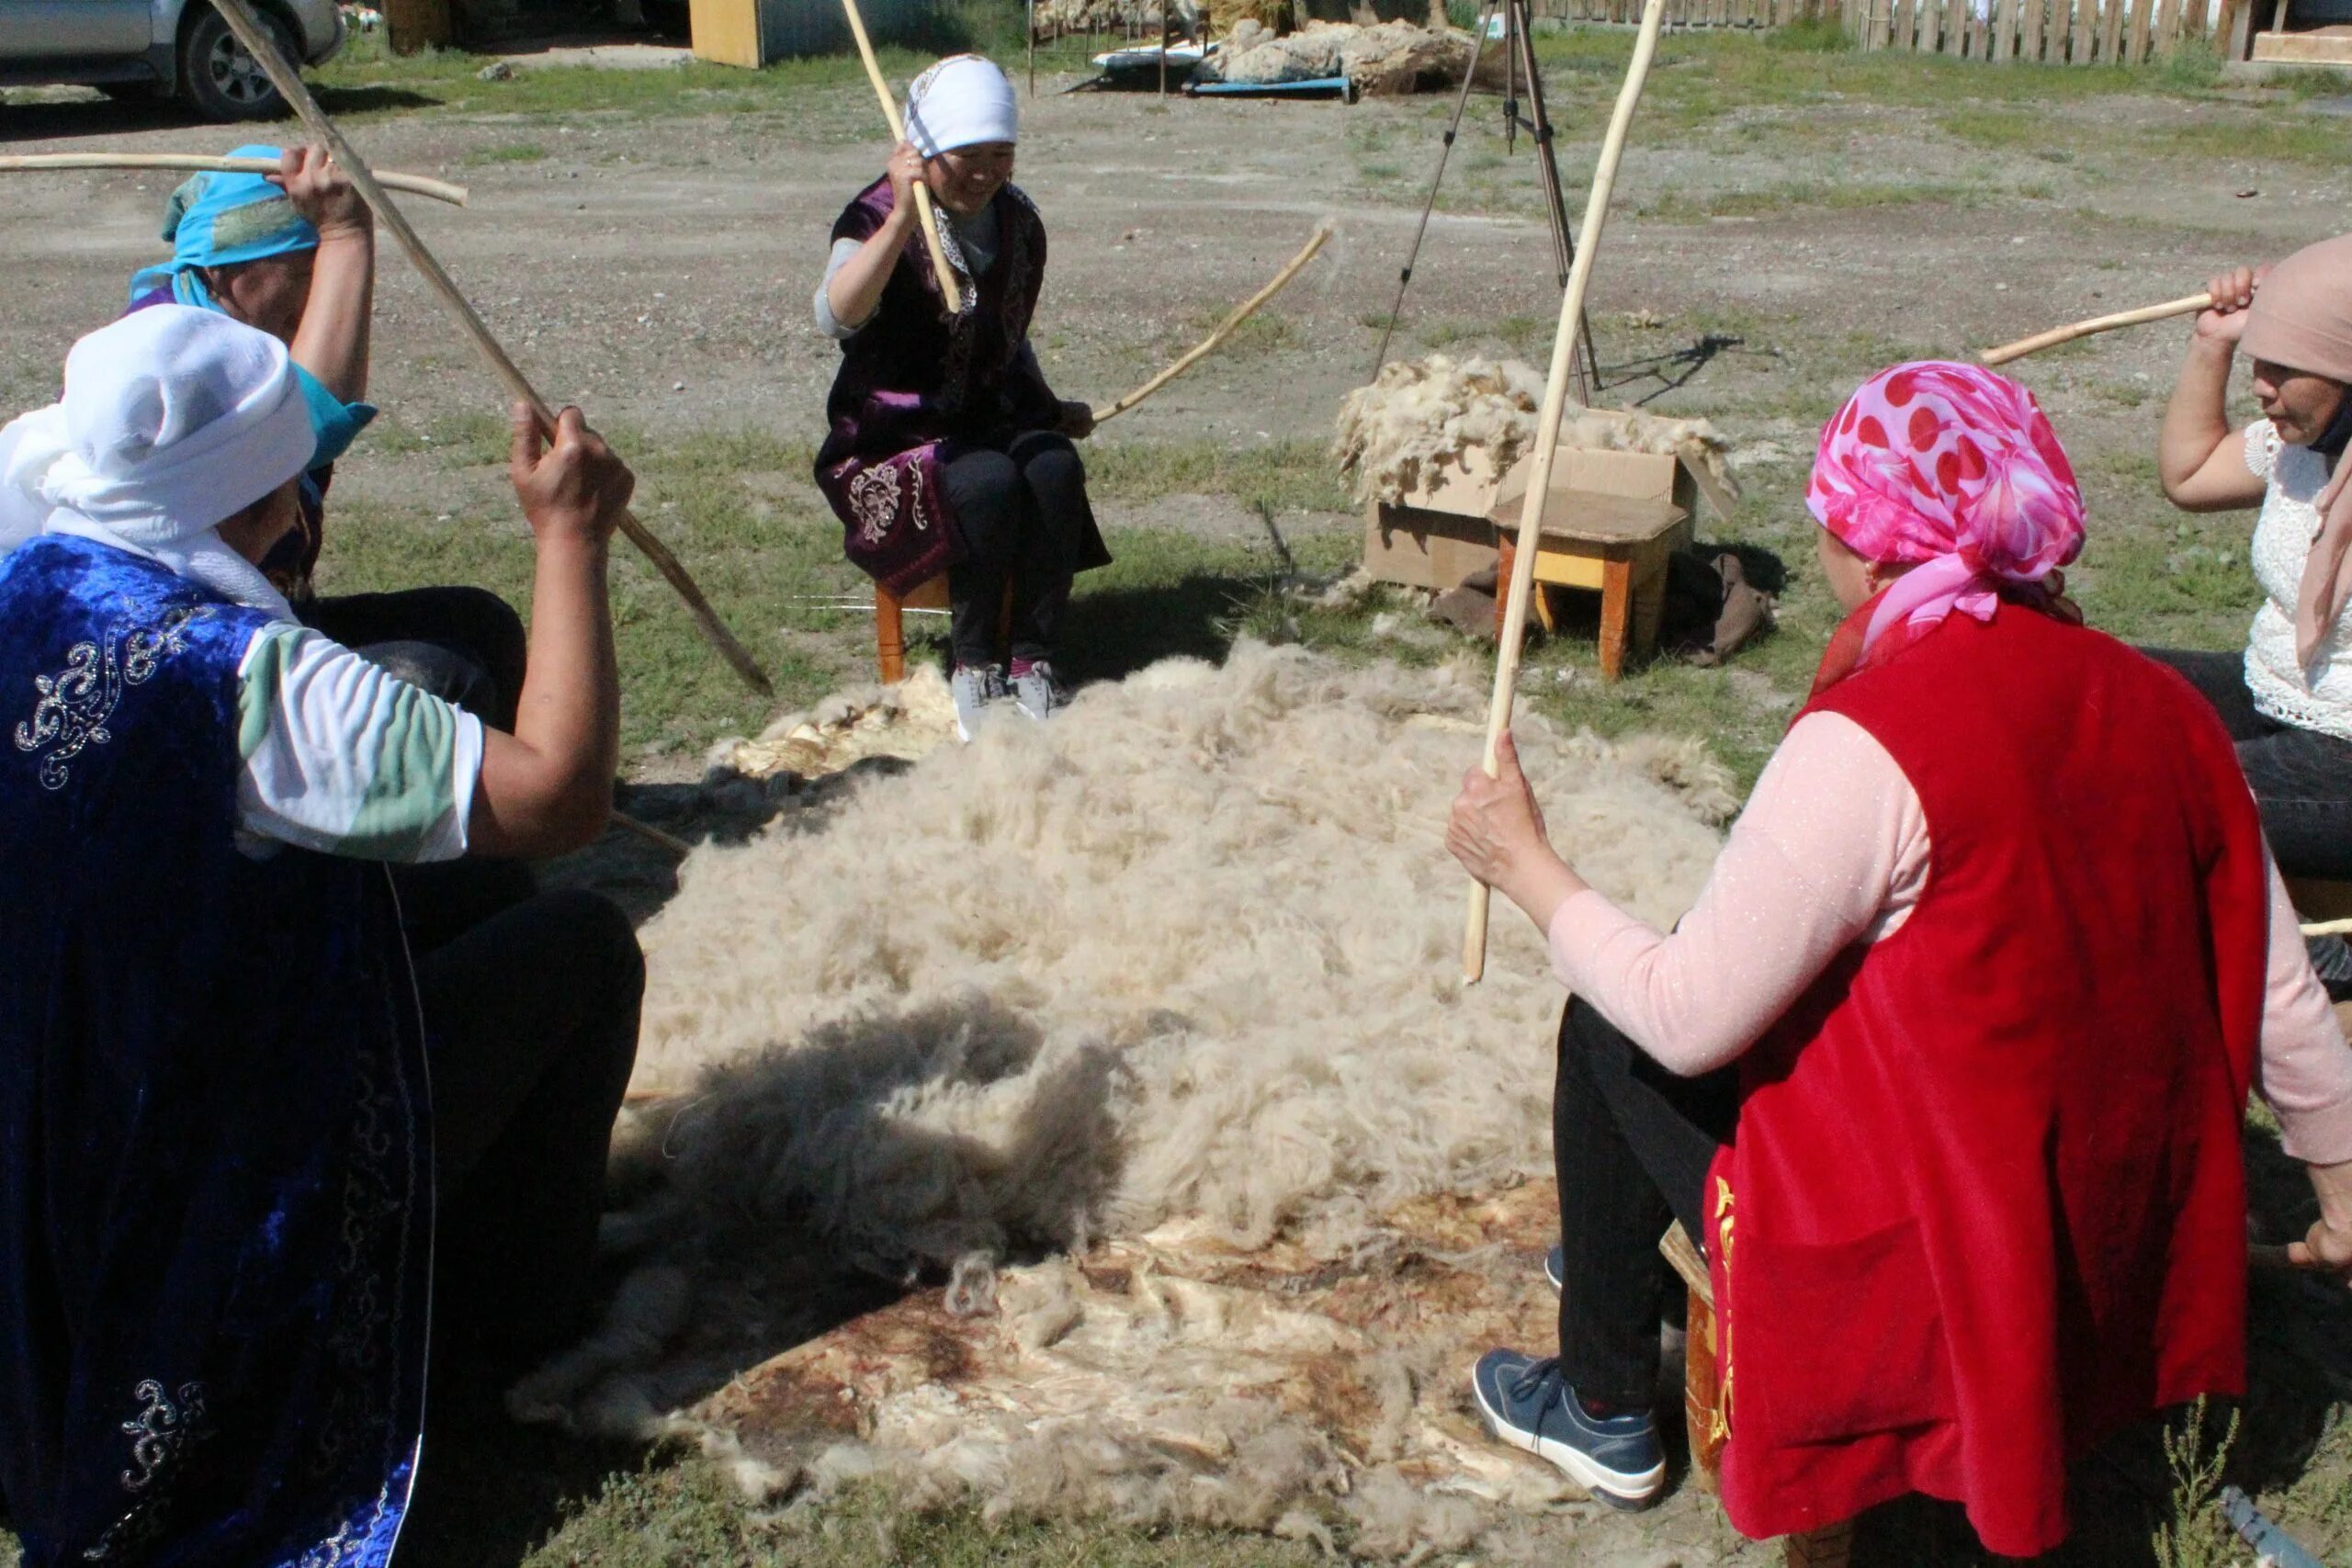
[
  {"xmin": 0, "ymin": 307, "xmax": 643, "ymax": 1567},
  {"xmin": 814, "ymin": 55, "xmax": 1110, "ymax": 739}
]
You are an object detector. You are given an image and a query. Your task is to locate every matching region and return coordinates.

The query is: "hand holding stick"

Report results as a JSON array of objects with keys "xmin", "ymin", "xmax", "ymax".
[
  {"xmin": 203, "ymin": 0, "xmax": 772, "ymax": 698},
  {"xmin": 1463, "ymin": 0, "xmax": 1669, "ymax": 985},
  {"xmin": 0, "ymin": 153, "xmax": 467, "ymax": 206},
  {"xmin": 837, "ymin": 0, "xmax": 963, "ymax": 318},
  {"xmin": 1091, "ymin": 223, "xmax": 1333, "ymax": 425},
  {"xmin": 1980, "ymin": 293, "xmax": 2213, "ymax": 367}
]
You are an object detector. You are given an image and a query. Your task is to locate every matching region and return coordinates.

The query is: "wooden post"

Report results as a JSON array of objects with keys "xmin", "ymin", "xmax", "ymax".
[
  {"xmin": 2128, "ymin": 0, "xmax": 2154, "ymax": 61},
  {"xmin": 2070, "ymin": 0, "xmax": 2094, "ymax": 61},
  {"xmin": 2021, "ymin": 0, "xmax": 2045, "ymax": 58},
  {"xmin": 203, "ymin": 0, "xmax": 775, "ymax": 699},
  {"xmin": 1463, "ymin": 0, "xmax": 1669, "ymax": 984},
  {"xmin": 2100, "ymin": 0, "xmax": 2127, "ymax": 59}
]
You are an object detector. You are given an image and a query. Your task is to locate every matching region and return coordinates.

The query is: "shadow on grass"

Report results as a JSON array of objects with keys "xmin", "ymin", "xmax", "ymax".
[{"xmin": 1057, "ymin": 570, "xmax": 1279, "ymax": 687}]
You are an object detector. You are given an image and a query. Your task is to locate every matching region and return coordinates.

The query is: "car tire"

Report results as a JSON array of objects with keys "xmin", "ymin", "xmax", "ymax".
[{"xmin": 178, "ymin": 6, "xmax": 297, "ymax": 121}]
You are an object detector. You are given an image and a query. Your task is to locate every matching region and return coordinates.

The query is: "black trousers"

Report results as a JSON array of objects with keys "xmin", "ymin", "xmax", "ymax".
[
  {"xmin": 2143, "ymin": 647, "xmax": 2352, "ymax": 882},
  {"xmin": 307, "ymin": 586, "xmax": 537, "ymax": 955},
  {"xmin": 938, "ymin": 432, "xmax": 1092, "ymax": 668},
  {"xmin": 417, "ymin": 887, "xmax": 643, "ymax": 1364},
  {"xmin": 1555, "ymin": 996, "xmax": 1736, "ymax": 1411}
]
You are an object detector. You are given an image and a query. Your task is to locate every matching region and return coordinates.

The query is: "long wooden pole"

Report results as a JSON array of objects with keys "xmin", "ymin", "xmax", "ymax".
[
  {"xmin": 838, "ymin": 0, "xmax": 964, "ymax": 318},
  {"xmin": 206, "ymin": 0, "xmax": 773, "ymax": 698},
  {"xmin": 1980, "ymin": 291, "xmax": 2211, "ymax": 367},
  {"xmin": 1463, "ymin": 0, "xmax": 1668, "ymax": 985},
  {"xmin": 1091, "ymin": 223, "xmax": 1332, "ymax": 425},
  {"xmin": 0, "ymin": 153, "xmax": 467, "ymax": 206}
]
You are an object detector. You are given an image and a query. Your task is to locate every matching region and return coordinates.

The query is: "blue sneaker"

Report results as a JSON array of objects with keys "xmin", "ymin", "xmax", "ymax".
[
  {"xmin": 1470, "ymin": 1349, "xmax": 1665, "ymax": 1509},
  {"xmin": 1545, "ymin": 1244, "xmax": 1565, "ymax": 1293}
]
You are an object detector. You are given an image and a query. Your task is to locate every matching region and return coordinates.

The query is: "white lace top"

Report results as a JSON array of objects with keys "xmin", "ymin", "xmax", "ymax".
[{"xmin": 2242, "ymin": 419, "xmax": 2352, "ymax": 740}]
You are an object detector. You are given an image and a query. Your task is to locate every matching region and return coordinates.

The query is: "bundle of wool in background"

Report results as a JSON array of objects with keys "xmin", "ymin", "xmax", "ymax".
[
  {"xmin": 525, "ymin": 643, "xmax": 1736, "ymax": 1553},
  {"xmin": 1206, "ymin": 17, "xmax": 1499, "ymax": 92},
  {"xmin": 1334, "ymin": 352, "xmax": 1742, "ymax": 506}
]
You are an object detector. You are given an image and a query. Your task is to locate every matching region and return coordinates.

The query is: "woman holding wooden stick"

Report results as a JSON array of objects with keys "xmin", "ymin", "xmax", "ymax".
[
  {"xmin": 113, "ymin": 143, "xmax": 540, "ymax": 952},
  {"xmin": 2151, "ymin": 236, "xmax": 2352, "ymax": 987},
  {"xmin": 814, "ymin": 54, "xmax": 1107, "ymax": 740},
  {"xmin": 1445, "ymin": 362, "xmax": 2352, "ymax": 1545}
]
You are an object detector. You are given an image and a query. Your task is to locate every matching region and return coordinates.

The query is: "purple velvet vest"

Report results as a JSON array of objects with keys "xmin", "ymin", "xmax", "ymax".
[{"xmin": 813, "ymin": 180, "xmax": 1067, "ymax": 593}]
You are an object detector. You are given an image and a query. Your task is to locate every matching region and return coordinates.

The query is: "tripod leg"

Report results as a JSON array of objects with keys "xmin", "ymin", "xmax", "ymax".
[
  {"xmin": 1511, "ymin": 0, "xmax": 1598, "ymax": 403},
  {"xmin": 1369, "ymin": 0, "xmax": 1497, "ymax": 378}
]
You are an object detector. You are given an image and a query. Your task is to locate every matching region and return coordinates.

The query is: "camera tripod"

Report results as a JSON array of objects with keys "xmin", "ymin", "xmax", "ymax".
[{"xmin": 1371, "ymin": 0, "xmax": 1596, "ymax": 403}]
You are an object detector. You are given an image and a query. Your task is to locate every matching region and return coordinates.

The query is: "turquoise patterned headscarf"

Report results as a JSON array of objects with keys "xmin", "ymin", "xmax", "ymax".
[
  {"xmin": 124, "ymin": 145, "xmax": 374, "ymax": 468},
  {"xmin": 126, "ymin": 144, "xmax": 318, "ymax": 311}
]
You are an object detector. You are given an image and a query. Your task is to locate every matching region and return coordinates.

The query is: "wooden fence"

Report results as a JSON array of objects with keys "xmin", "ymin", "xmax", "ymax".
[{"xmin": 1531, "ymin": 0, "xmax": 2228, "ymax": 61}]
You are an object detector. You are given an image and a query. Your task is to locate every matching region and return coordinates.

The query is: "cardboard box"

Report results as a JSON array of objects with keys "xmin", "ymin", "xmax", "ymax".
[{"xmin": 1362, "ymin": 441, "xmax": 1717, "ymax": 592}]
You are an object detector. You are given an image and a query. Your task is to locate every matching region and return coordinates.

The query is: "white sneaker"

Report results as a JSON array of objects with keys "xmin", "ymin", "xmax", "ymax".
[
  {"xmin": 951, "ymin": 663, "xmax": 1008, "ymax": 742},
  {"xmin": 1010, "ymin": 660, "xmax": 1067, "ymax": 721}
]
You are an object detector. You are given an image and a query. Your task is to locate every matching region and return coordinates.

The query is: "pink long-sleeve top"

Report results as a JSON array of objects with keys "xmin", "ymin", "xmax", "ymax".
[{"xmin": 1548, "ymin": 710, "xmax": 2352, "ymax": 1165}]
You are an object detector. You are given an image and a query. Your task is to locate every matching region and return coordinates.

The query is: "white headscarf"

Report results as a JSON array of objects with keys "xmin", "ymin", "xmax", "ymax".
[
  {"xmin": 0, "ymin": 305, "xmax": 313, "ymax": 619},
  {"xmin": 904, "ymin": 54, "xmax": 1018, "ymax": 159}
]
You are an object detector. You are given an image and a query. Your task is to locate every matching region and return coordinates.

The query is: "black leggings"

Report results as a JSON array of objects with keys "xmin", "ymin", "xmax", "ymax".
[
  {"xmin": 1555, "ymin": 996, "xmax": 1736, "ymax": 1412},
  {"xmin": 2141, "ymin": 648, "xmax": 2352, "ymax": 882},
  {"xmin": 418, "ymin": 887, "xmax": 643, "ymax": 1364},
  {"xmin": 939, "ymin": 431, "xmax": 1093, "ymax": 668},
  {"xmin": 308, "ymin": 587, "xmax": 537, "ymax": 955}
]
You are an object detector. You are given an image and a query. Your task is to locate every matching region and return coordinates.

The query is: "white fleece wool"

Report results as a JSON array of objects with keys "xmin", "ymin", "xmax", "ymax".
[
  {"xmin": 1334, "ymin": 353, "xmax": 1741, "ymax": 509},
  {"xmin": 536, "ymin": 644, "xmax": 1736, "ymax": 1554}
]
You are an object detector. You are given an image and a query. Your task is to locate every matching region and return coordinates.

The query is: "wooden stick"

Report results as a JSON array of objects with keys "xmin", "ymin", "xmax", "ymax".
[
  {"xmin": 0, "ymin": 153, "xmax": 467, "ymax": 207},
  {"xmin": 1464, "ymin": 0, "xmax": 1669, "ymax": 986},
  {"xmin": 613, "ymin": 809, "xmax": 693, "ymax": 859},
  {"xmin": 837, "ymin": 0, "xmax": 965, "ymax": 318},
  {"xmin": 1091, "ymin": 223, "xmax": 1333, "ymax": 424},
  {"xmin": 1980, "ymin": 291, "xmax": 2211, "ymax": 367},
  {"xmin": 2301, "ymin": 916, "xmax": 2352, "ymax": 938},
  {"xmin": 205, "ymin": 0, "xmax": 774, "ymax": 699}
]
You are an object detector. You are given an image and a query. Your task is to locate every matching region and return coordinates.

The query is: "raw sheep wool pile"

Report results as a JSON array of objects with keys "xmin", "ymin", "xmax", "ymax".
[
  {"xmin": 1334, "ymin": 352, "xmax": 1742, "ymax": 506},
  {"xmin": 1208, "ymin": 18, "xmax": 1499, "ymax": 93},
  {"xmin": 524, "ymin": 643, "xmax": 1736, "ymax": 1553},
  {"xmin": 1032, "ymin": 0, "xmax": 1201, "ymax": 33}
]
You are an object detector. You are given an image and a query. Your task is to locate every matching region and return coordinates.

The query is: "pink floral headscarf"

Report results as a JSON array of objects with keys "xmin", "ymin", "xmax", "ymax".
[{"xmin": 1807, "ymin": 361, "xmax": 2086, "ymax": 653}]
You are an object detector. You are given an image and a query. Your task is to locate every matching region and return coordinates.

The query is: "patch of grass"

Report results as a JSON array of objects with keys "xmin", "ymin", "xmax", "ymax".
[
  {"xmin": 307, "ymin": 26, "xmax": 1056, "ymax": 125},
  {"xmin": 460, "ymin": 141, "xmax": 550, "ymax": 165},
  {"xmin": 1765, "ymin": 14, "xmax": 1855, "ymax": 51},
  {"xmin": 1637, "ymin": 179, "xmax": 1994, "ymax": 223},
  {"xmin": 318, "ymin": 431, "xmax": 1351, "ymax": 761},
  {"xmin": 2155, "ymin": 38, "xmax": 2225, "ymax": 91},
  {"xmin": 1159, "ymin": 307, "xmax": 1301, "ymax": 364},
  {"xmin": 512, "ymin": 1461, "xmax": 1330, "ymax": 1568}
]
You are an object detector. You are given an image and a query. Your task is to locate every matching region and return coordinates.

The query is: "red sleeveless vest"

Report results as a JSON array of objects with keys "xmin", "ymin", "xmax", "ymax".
[{"xmin": 1707, "ymin": 607, "xmax": 2270, "ymax": 1557}]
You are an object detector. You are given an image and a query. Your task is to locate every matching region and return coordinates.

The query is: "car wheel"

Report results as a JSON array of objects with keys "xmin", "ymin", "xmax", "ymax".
[{"xmin": 179, "ymin": 6, "xmax": 296, "ymax": 121}]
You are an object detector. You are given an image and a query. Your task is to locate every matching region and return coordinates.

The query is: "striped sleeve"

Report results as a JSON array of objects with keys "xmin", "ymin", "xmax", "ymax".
[{"xmin": 234, "ymin": 624, "xmax": 483, "ymax": 863}]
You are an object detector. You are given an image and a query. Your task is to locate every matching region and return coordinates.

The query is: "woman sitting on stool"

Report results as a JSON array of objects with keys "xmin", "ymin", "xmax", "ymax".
[
  {"xmin": 1448, "ymin": 361, "xmax": 2352, "ymax": 1555},
  {"xmin": 813, "ymin": 53, "xmax": 1109, "ymax": 740}
]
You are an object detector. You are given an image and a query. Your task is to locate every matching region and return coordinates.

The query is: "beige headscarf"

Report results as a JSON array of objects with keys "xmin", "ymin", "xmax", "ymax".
[{"xmin": 2241, "ymin": 233, "xmax": 2352, "ymax": 679}]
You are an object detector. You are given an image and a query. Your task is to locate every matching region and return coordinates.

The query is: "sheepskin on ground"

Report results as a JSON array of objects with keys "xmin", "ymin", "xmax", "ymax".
[{"xmin": 521, "ymin": 642, "xmax": 1736, "ymax": 1558}]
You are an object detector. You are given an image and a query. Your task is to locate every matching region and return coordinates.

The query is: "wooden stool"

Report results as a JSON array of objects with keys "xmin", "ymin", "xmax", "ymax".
[
  {"xmin": 873, "ymin": 575, "xmax": 1015, "ymax": 684},
  {"xmin": 873, "ymin": 575, "xmax": 948, "ymax": 684},
  {"xmin": 1658, "ymin": 1221, "xmax": 1856, "ymax": 1568},
  {"xmin": 1487, "ymin": 490, "xmax": 1692, "ymax": 682}
]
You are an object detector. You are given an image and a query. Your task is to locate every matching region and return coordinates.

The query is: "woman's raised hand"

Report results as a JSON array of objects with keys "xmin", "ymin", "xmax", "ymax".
[
  {"xmin": 886, "ymin": 141, "xmax": 926, "ymax": 220},
  {"xmin": 274, "ymin": 143, "xmax": 370, "ymax": 242},
  {"xmin": 2194, "ymin": 265, "xmax": 2260, "ymax": 346}
]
